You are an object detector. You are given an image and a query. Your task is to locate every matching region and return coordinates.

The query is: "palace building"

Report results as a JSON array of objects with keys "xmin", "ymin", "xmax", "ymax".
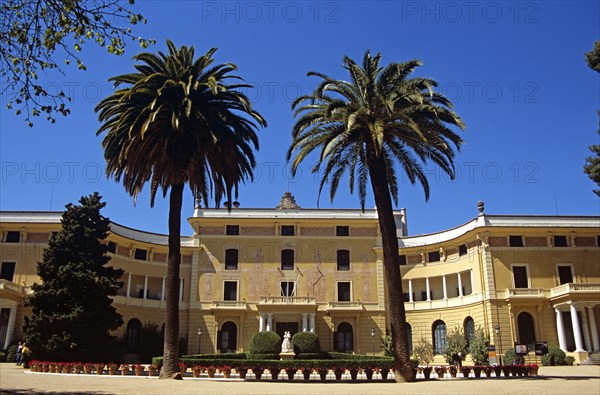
[{"xmin": 1, "ymin": 193, "xmax": 599, "ymax": 364}]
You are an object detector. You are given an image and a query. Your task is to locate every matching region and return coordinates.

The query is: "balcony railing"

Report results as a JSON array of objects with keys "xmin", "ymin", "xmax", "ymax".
[
  {"xmin": 259, "ymin": 296, "xmax": 315, "ymax": 304},
  {"xmin": 112, "ymin": 295, "xmax": 188, "ymax": 309},
  {"xmin": 505, "ymin": 288, "xmax": 547, "ymax": 299},
  {"xmin": 327, "ymin": 301, "xmax": 364, "ymax": 311},
  {"xmin": 405, "ymin": 293, "xmax": 484, "ymax": 311},
  {"xmin": 550, "ymin": 283, "xmax": 600, "ymax": 297},
  {"xmin": 211, "ymin": 301, "xmax": 248, "ymax": 310}
]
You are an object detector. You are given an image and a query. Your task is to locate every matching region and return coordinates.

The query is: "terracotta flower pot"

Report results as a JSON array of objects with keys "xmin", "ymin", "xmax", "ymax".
[
  {"xmin": 381, "ymin": 368, "xmax": 390, "ymax": 380},
  {"xmin": 318, "ymin": 369, "xmax": 328, "ymax": 380},
  {"xmin": 334, "ymin": 369, "xmax": 344, "ymax": 380},
  {"xmin": 349, "ymin": 369, "xmax": 358, "ymax": 380},
  {"xmin": 238, "ymin": 368, "xmax": 248, "ymax": 379},
  {"xmin": 365, "ymin": 368, "xmax": 374, "ymax": 380},
  {"xmin": 302, "ymin": 369, "xmax": 311, "ymax": 380}
]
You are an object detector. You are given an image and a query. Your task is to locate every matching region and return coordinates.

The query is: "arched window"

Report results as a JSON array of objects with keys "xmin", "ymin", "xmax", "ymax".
[
  {"xmin": 335, "ymin": 322, "xmax": 353, "ymax": 353},
  {"xmin": 517, "ymin": 312, "xmax": 536, "ymax": 349},
  {"xmin": 432, "ymin": 320, "xmax": 447, "ymax": 354},
  {"xmin": 218, "ymin": 321, "xmax": 237, "ymax": 353},
  {"xmin": 464, "ymin": 317, "xmax": 475, "ymax": 352},
  {"xmin": 406, "ymin": 323, "xmax": 413, "ymax": 355},
  {"xmin": 126, "ymin": 318, "xmax": 142, "ymax": 353}
]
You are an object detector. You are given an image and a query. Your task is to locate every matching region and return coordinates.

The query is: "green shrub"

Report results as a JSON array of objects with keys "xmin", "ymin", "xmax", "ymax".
[
  {"xmin": 248, "ymin": 331, "xmax": 281, "ymax": 355},
  {"xmin": 548, "ymin": 345, "xmax": 567, "ymax": 366},
  {"xmin": 541, "ymin": 354, "xmax": 552, "ymax": 366},
  {"xmin": 247, "ymin": 353, "xmax": 280, "ymax": 360},
  {"xmin": 294, "ymin": 352, "xmax": 329, "ymax": 360},
  {"xmin": 565, "ymin": 356, "xmax": 575, "ymax": 366},
  {"xmin": 503, "ymin": 348, "xmax": 525, "ymax": 365},
  {"xmin": 381, "ymin": 334, "xmax": 394, "ymax": 357},
  {"xmin": 469, "ymin": 327, "xmax": 490, "ymax": 365},
  {"xmin": 442, "ymin": 326, "xmax": 468, "ymax": 364},
  {"xmin": 0, "ymin": 351, "xmax": 6, "ymax": 362},
  {"xmin": 291, "ymin": 332, "xmax": 320, "ymax": 354},
  {"xmin": 6, "ymin": 344, "xmax": 18, "ymax": 363},
  {"xmin": 183, "ymin": 353, "xmax": 248, "ymax": 359},
  {"xmin": 412, "ymin": 337, "xmax": 434, "ymax": 365}
]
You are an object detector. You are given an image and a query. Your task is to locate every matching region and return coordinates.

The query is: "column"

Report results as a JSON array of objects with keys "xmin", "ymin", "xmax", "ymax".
[
  {"xmin": 426, "ymin": 278, "xmax": 431, "ymax": 301},
  {"xmin": 179, "ymin": 278, "xmax": 184, "ymax": 302},
  {"xmin": 259, "ymin": 314, "xmax": 265, "ymax": 332},
  {"xmin": 570, "ymin": 303, "xmax": 585, "ymax": 352},
  {"xmin": 457, "ymin": 272, "xmax": 463, "ymax": 297},
  {"xmin": 580, "ymin": 308, "xmax": 592, "ymax": 352},
  {"xmin": 143, "ymin": 275, "xmax": 148, "ymax": 299},
  {"xmin": 161, "ymin": 277, "xmax": 166, "ymax": 301},
  {"xmin": 408, "ymin": 279, "xmax": 413, "ymax": 302},
  {"xmin": 442, "ymin": 275, "xmax": 448, "ymax": 300},
  {"xmin": 587, "ymin": 307, "xmax": 600, "ymax": 352},
  {"xmin": 4, "ymin": 306, "xmax": 17, "ymax": 347},
  {"xmin": 309, "ymin": 313, "xmax": 316, "ymax": 332},
  {"xmin": 266, "ymin": 313, "xmax": 273, "ymax": 331},
  {"xmin": 302, "ymin": 313, "xmax": 308, "ymax": 332},
  {"xmin": 470, "ymin": 269, "xmax": 474, "ymax": 295},
  {"xmin": 126, "ymin": 273, "xmax": 132, "ymax": 298},
  {"xmin": 555, "ymin": 308, "xmax": 567, "ymax": 351}
]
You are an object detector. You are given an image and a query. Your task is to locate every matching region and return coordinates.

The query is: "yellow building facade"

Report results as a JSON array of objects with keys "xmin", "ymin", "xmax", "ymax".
[{"xmin": 1, "ymin": 195, "xmax": 599, "ymax": 364}]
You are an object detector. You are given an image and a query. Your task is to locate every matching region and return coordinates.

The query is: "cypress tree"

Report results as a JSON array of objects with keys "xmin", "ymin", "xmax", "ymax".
[{"xmin": 23, "ymin": 192, "xmax": 124, "ymax": 362}]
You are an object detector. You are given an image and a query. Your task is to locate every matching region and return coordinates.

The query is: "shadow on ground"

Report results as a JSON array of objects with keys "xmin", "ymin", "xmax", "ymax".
[{"xmin": 0, "ymin": 389, "xmax": 110, "ymax": 395}]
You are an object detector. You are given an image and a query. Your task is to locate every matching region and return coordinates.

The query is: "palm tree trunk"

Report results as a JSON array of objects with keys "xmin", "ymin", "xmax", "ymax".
[
  {"xmin": 367, "ymin": 152, "xmax": 414, "ymax": 383},
  {"xmin": 159, "ymin": 183, "xmax": 184, "ymax": 379}
]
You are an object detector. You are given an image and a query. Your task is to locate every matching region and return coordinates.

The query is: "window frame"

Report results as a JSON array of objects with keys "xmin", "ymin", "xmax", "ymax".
[
  {"xmin": 511, "ymin": 264, "xmax": 530, "ymax": 288},
  {"xmin": 226, "ymin": 225, "xmax": 240, "ymax": 235},
  {"xmin": 225, "ymin": 248, "xmax": 239, "ymax": 270},
  {"xmin": 336, "ymin": 281, "xmax": 352, "ymax": 302},
  {"xmin": 509, "ymin": 235, "xmax": 524, "ymax": 247},
  {"xmin": 223, "ymin": 280, "xmax": 238, "ymax": 301},
  {"xmin": 280, "ymin": 281, "xmax": 295, "ymax": 297},
  {"xmin": 458, "ymin": 244, "xmax": 468, "ymax": 256},
  {"xmin": 428, "ymin": 251, "xmax": 440, "ymax": 262},
  {"xmin": 280, "ymin": 225, "xmax": 295, "ymax": 236},
  {"xmin": 0, "ymin": 262, "xmax": 16, "ymax": 282},
  {"xmin": 553, "ymin": 235, "xmax": 568, "ymax": 247},
  {"xmin": 556, "ymin": 264, "xmax": 574, "ymax": 285},
  {"xmin": 134, "ymin": 248, "xmax": 148, "ymax": 261},
  {"xmin": 281, "ymin": 249, "xmax": 295, "ymax": 270},
  {"xmin": 336, "ymin": 226, "xmax": 350, "ymax": 236},
  {"xmin": 336, "ymin": 249, "xmax": 350, "ymax": 271},
  {"xmin": 4, "ymin": 231, "xmax": 20, "ymax": 243}
]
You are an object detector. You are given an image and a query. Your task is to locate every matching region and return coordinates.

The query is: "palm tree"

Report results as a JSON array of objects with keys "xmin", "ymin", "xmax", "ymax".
[
  {"xmin": 95, "ymin": 40, "xmax": 266, "ymax": 379},
  {"xmin": 287, "ymin": 51, "xmax": 465, "ymax": 382}
]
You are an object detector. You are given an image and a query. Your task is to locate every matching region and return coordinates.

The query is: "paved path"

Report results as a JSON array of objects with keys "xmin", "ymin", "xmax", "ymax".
[{"xmin": 1, "ymin": 364, "xmax": 599, "ymax": 395}]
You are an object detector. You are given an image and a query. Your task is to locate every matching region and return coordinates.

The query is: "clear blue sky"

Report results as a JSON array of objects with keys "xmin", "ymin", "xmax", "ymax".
[{"xmin": 1, "ymin": 1, "xmax": 599, "ymax": 236}]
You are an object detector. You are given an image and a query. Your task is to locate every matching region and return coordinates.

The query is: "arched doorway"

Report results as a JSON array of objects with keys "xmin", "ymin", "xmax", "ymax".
[
  {"xmin": 218, "ymin": 321, "xmax": 237, "ymax": 353},
  {"xmin": 464, "ymin": 317, "xmax": 475, "ymax": 352},
  {"xmin": 126, "ymin": 318, "xmax": 142, "ymax": 353},
  {"xmin": 432, "ymin": 320, "xmax": 446, "ymax": 354},
  {"xmin": 335, "ymin": 322, "xmax": 353, "ymax": 353},
  {"xmin": 518, "ymin": 312, "xmax": 536, "ymax": 349}
]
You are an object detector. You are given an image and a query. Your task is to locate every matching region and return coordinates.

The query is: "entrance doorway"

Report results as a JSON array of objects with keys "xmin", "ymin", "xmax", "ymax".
[{"xmin": 276, "ymin": 322, "xmax": 298, "ymax": 340}]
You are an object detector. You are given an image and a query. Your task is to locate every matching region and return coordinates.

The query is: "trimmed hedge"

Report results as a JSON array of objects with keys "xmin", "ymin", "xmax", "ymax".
[
  {"xmin": 183, "ymin": 353, "xmax": 248, "ymax": 360},
  {"xmin": 248, "ymin": 332, "xmax": 281, "ymax": 355},
  {"xmin": 291, "ymin": 332, "xmax": 320, "ymax": 354}
]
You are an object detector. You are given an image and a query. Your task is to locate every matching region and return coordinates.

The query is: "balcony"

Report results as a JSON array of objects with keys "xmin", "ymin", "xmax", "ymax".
[
  {"xmin": 259, "ymin": 296, "xmax": 316, "ymax": 305},
  {"xmin": 0, "ymin": 279, "xmax": 31, "ymax": 298},
  {"xmin": 405, "ymin": 293, "xmax": 484, "ymax": 311},
  {"xmin": 210, "ymin": 301, "xmax": 248, "ymax": 311},
  {"xmin": 504, "ymin": 288, "xmax": 547, "ymax": 300},
  {"xmin": 326, "ymin": 301, "xmax": 364, "ymax": 312},
  {"xmin": 112, "ymin": 295, "xmax": 188, "ymax": 309},
  {"xmin": 550, "ymin": 283, "xmax": 600, "ymax": 300}
]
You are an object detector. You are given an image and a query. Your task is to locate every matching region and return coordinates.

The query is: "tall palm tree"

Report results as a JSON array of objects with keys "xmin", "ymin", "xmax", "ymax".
[
  {"xmin": 287, "ymin": 51, "xmax": 465, "ymax": 382},
  {"xmin": 95, "ymin": 40, "xmax": 266, "ymax": 379}
]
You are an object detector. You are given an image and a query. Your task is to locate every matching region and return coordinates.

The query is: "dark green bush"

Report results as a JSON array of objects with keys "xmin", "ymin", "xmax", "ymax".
[
  {"xmin": 503, "ymin": 348, "xmax": 524, "ymax": 365},
  {"xmin": 248, "ymin": 331, "xmax": 281, "ymax": 355},
  {"xmin": 565, "ymin": 356, "xmax": 575, "ymax": 366},
  {"xmin": 548, "ymin": 345, "xmax": 567, "ymax": 366},
  {"xmin": 0, "ymin": 351, "xmax": 6, "ymax": 362},
  {"xmin": 6, "ymin": 344, "xmax": 18, "ymax": 363},
  {"xmin": 247, "ymin": 353, "xmax": 280, "ymax": 360},
  {"xmin": 295, "ymin": 352, "xmax": 329, "ymax": 360},
  {"xmin": 291, "ymin": 332, "xmax": 320, "ymax": 354},
  {"xmin": 541, "ymin": 354, "xmax": 552, "ymax": 366},
  {"xmin": 183, "ymin": 353, "xmax": 248, "ymax": 360}
]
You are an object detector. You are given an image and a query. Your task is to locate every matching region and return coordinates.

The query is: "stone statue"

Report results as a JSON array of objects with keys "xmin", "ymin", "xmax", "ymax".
[{"xmin": 281, "ymin": 331, "xmax": 293, "ymax": 353}]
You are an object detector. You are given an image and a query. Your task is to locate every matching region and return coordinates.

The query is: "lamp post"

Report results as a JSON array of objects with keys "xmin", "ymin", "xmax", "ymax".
[
  {"xmin": 495, "ymin": 324, "xmax": 502, "ymax": 365},
  {"xmin": 371, "ymin": 328, "xmax": 376, "ymax": 355},
  {"xmin": 198, "ymin": 328, "xmax": 203, "ymax": 355}
]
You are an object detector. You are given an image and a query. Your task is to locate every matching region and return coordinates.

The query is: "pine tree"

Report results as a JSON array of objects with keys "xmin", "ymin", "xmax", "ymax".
[{"xmin": 23, "ymin": 193, "xmax": 124, "ymax": 362}]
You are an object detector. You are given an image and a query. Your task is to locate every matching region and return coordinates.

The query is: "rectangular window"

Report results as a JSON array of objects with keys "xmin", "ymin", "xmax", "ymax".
[
  {"xmin": 459, "ymin": 244, "xmax": 468, "ymax": 256},
  {"xmin": 225, "ymin": 249, "xmax": 238, "ymax": 270},
  {"xmin": 337, "ymin": 282, "xmax": 351, "ymax": 301},
  {"xmin": 337, "ymin": 250, "xmax": 350, "ymax": 271},
  {"xmin": 509, "ymin": 236, "xmax": 524, "ymax": 247},
  {"xmin": 553, "ymin": 236, "xmax": 568, "ymax": 247},
  {"xmin": 0, "ymin": 262, "xmax": 16, "ymax": 282},
  {"xmin": 336, "ymin": 226, "xmax": 349, "ymax": 236},
  {"xmin": 134, "ymin": 248, "xmax": 147, "ymax": 260},
  {"xmin": 223, "ymin": 281, "xmax": 237, "ymax": 301},
  {"xmin": 281, "ymin": 281, "xmax": 295, "ymax": 297},
  {"xmin": 281, "ymin": 249, "xmax": 294, "ymax": 270},
  {"xmin": 513, "ymin": 266, "xmax": 529, "ymax": 288},
  {"xmin": 107, "ymin": 241, "xmax": 117, "ymax": 253},
  {"xmin": 226, "ymin": 225, "xmax": 239, "ymax": 235},
  {"xmin": 281, "ymin": 225, "xmax": 295, "ymax": 236},
  {"xmin": 557, "ymin": 265, "xmax": 574, "ymax": 285},
  {"xmin": 5, "ymin": 231, "xmax": 20, "ymax": 243},
  {"xmin": 398, "ymin": 255, "xmax": 407, "ymax": 265},
  {"xmin": 428, "ymin": 251, "xmax": 440, "ymax": 262}
]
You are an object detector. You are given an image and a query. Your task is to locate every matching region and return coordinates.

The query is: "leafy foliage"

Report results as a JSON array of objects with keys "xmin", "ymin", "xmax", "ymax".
[
  {"xmin": 291, "ymin": 332, "xmax": 321, "ymax": 354},
  {"xmin": 137, "ymin": 322, "xmax": 164, "ymax": 363},
  {"xmin": 1, "ymin": 0, "xmax": 154, "ymax": 126},
  {"xmin": 541, "ymin": 345, "xmax": 567, "ymax": 366},
  {"xmin": 585, "ymin": 41, "xmax": 600, "ymax": 72},
  {"xmin": 23, "ymin": 193, "xmax": 124, "ymax": 362},
  {"xmin": 503, "ymin": 348, "xmax": 525, "ymax": 365},
  {"xmin": 248, "ymin": 332, "xmax": 282, "ymax": 355},
  {"xmin": 381, "ymin": 334, "xmax": 394, "ymax": 357},
  {"xmin": 442, "ymin": 326, "xmax": 468, "ymax": 364},
  {"xmin": 412, "ymin": 337, "xmax": 434, "ymax": 365},
  {"xmin": 584, "ymin": 42, "xmax": 600, "ymax": 196},
  {"xmin": 469, "ymin": 327, "xmax": 490, "ymax": 365}
]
